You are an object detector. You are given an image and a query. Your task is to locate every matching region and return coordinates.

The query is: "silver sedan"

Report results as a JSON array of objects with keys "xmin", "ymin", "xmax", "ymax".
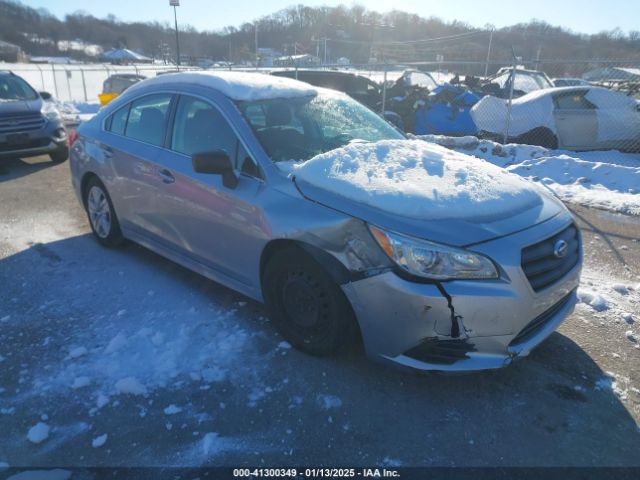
[{"xmin": 69, "ymin": 72, "xmax": 582, "ymax": 372}]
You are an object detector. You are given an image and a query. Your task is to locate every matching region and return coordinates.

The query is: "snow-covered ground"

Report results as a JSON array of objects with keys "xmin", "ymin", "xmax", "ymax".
[
  {"xmin": 417, "ymin": 135, "xmax": 640, "ymax": 215},
  {"xmin": 53, "ymin": 100, "xmax": 101, "ymax": 127}
]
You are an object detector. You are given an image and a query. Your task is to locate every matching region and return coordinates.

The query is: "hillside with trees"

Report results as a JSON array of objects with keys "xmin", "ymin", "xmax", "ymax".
[{"xmin": 1, "ymin": 0, "xmax": 639, "ymax": 73}]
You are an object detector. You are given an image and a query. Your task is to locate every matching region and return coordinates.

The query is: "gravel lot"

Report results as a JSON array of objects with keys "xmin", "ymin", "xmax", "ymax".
[{"xmin": 0, "ymin": 155, "xmax": 639, "ymax": 469}]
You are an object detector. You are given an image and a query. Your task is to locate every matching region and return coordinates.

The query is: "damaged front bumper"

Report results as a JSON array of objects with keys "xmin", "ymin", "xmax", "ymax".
[{"xmin": 341, "ymin": 215, "xmax": 581, "ymax": 373}]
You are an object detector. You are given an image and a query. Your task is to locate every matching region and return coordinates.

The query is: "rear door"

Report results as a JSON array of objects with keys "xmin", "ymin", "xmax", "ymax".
[
  {"xmin": 553, "ymin": 91, "xmax": 598, "ymax": 149},
  {"xmin": 102, "ymin": 92, "xmax": 174, "ymax": 238}
]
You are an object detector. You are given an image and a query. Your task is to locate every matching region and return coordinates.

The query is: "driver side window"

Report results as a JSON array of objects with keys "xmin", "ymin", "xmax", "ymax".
[
  {"xmin": 171, "ymin": 95, "xmax": 261, "ymax": 177},
  {"xmin": 171, "ymin": 96, "xmax": 238, "ymax": 160}
]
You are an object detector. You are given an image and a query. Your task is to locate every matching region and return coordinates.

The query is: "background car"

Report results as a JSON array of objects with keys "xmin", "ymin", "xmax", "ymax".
[
  {"xmin": 0, "ymin": 70, "xmax": 68, "ymax": 162},
  {"xmin": 271, "ymin": 69, "xmax": 382, "ymax": 111},
  {"xmin": 99, "ymin": 73, "xmax": 147, "ymax": 106},
  {"xmin": 471, "ymin": 86, "xmax": 640, "ymax": 150},
  {"xmin": 553, "ymin": 77, "xmax": 591, "ymax": 87},
  {"xmin": 70, "ymin": 71, "xmax": 582, "ymax": 373},
  {"xmin": 271, "ymin": 69, "xmax": 404, "ymax": 129},
  {"xmin": 480, "ymin": 67, "xmax": 554, "ymax": 98},
  {"xmin": 414, "ymin": 83, "xmax": 481, "ymax": 136}
]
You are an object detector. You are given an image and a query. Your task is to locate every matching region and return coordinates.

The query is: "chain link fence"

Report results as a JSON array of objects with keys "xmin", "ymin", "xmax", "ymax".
[{"xmin": 2, "ymin": 58, "xmax": 640, "ymax": 153}]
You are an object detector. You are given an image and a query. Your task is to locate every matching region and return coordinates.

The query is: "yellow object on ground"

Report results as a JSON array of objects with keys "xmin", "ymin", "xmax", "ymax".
[{"xmin": 98, "ymin": 92, "xmax": 119, "ymax": 106}]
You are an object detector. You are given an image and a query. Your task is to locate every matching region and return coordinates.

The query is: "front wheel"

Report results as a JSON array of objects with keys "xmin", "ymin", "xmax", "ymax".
[
  {"xmin": 49, "ymin": 146, "xmax": 69, "ymax": 163},
  {"xmin": 518, "ymin": 127, "xmax": 558, "ymax": 149},
  {"xmin": 84, "ymin": 177, "xmax": 124, "ymax": 247},
  {"xmin": 262, "ymin": 248, "xmax": 358, "ymax": 356}
]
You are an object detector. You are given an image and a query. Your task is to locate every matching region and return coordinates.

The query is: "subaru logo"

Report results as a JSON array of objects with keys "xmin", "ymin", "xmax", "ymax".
[{"xmin": 553, "ymin": 239, "xmax": 569, "ymax": 258}]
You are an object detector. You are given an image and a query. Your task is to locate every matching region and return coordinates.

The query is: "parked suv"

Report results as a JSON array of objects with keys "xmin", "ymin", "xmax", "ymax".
[
  {"xmin": 69, "ymin": 72, "xmax": 582, "ymax": 372},
  {"xmin": 0, "ymin": 71, "xmax": 68, "ymax": 162}
]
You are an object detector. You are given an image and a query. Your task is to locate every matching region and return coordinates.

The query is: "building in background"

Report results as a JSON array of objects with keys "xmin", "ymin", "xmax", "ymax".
[
  {"xmin": 101, "ymin": 48, "xmax": 153, "ymax": 65},
  {"xmin": 583, "ymin": 67, "xmax": 640, "ymax": 85},
  {"xmin": 274, "ymin": 54, "xmax": 321, "ymax": 68}
]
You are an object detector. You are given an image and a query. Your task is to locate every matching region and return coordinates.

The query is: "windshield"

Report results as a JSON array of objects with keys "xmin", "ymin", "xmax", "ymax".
[
  {"xmin": 238, "ymin": 91, "xmax": 404, "ymax": 162},
  {"xmin": 0, "ymin": 75, "xmax": 39, "ymax": 101}
]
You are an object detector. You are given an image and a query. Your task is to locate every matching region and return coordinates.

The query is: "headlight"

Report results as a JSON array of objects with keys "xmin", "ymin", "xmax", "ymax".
[
  {"xmin": 41, "ymin": 102, "xmax": 61, "ymax": 121},
  {"xmin": 369, "ymin": 225, "xmax": 498, "ymax": 280}
]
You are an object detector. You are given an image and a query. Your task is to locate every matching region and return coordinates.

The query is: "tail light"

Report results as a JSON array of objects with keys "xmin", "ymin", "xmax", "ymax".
[{"xmin": 68, "ymin": 129, "xmax": 79, "ymax": 148}]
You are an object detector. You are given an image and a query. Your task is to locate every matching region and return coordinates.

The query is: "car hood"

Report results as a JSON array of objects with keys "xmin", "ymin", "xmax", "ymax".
[
  {"xmin": 0, "ymin": 98, "xmax": 42, "ymax": 115},
  {"xmin": 287, "ymin": 140, "xmax": 565, "ymax": 247}
]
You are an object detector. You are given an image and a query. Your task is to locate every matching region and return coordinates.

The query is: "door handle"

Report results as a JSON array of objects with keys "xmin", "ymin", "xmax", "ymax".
[{"xmin": 158, "ymin": 168, "xmax": 175, "ymax": 184}]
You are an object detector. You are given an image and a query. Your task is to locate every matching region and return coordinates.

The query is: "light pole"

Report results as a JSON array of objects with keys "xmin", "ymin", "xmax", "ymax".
[{"xmin": 170, "ymin": 0, "xmax": 181, "ymax": 67}]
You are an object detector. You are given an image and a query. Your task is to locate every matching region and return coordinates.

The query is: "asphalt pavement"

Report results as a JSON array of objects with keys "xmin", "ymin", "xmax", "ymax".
[{"xmin": 0, "ymin": 155, "xmax": 638, "ymax": 469}]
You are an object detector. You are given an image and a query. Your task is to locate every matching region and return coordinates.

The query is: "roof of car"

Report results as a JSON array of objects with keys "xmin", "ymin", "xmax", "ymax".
[
  {"xmin": 273, "ymin": 69, "xmax": 365, "ymax": 79},
  {"xmin": 127, "ymin": 70, "xmax": 318, "ymax": 101}
]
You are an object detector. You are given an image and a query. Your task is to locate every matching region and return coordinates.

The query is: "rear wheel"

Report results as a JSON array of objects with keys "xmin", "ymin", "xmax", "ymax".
[
  {"xmin": 262, "ymin": 247, "xmax": 358, "ymax": 356},
  {"xmin": 519, "ymin": 127, "xmax": 558, "ymax": 149},
  {"xmin": 84, "ymin": 177, "xmax": 124, "ymax": 247}
]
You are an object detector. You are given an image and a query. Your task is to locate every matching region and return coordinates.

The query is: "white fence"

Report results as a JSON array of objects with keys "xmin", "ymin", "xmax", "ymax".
[{"xmin": 0, "ymin": 63, "xmax": 188, "ymax": 103}]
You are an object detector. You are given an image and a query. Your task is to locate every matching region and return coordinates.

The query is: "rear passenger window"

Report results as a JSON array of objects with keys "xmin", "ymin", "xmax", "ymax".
[
  {"xmin": 108, "ymin": 104, "xmax": 129, "ymax": 135},
  {"xmin": 125, "ymin": 94, "xmax": 172, "ymax": 146},
  {"xmin": 554, "ymin": 93, "xmax": 595, "ymax": 110},
  {"xmin": 171, "ymin": 96, "xmax": 238, "ymax": 162}
]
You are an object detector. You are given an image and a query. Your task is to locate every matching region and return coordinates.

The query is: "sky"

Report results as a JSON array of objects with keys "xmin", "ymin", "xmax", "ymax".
[{"xmin": 18, "ymin": 0, "xmax": 640, "ymax": 35}]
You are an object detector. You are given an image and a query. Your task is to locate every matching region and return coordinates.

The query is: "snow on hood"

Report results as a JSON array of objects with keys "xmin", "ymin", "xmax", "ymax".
[
  {"xmin": 127, "ymin": 71, "xmax": 318, "ymax": 101},
  {"xmin": 281, "ymin": 140, "xmax": 542, "ymax": 221},
  {"xmin": 470, "ymin": 89, "xmax": 556, "ymax": 137}
]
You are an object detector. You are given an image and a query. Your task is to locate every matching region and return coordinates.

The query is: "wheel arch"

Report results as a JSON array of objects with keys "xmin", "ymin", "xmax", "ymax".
[
  {"xmin": 80, "ymin": 171, "xmax": 100, "ymax": 208},
  {"xmin": 259, "ymin": 239, "xmax": 352, "ymax": 289}
]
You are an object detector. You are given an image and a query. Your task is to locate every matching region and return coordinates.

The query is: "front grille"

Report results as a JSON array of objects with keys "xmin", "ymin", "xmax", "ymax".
[
  {"xmin": 510, "ymin": 291, "xmax": 574, "ymax": 346},
  {"xmin": 521, "ymin": 224, "xmax": 580, "ymax": 292},
  {"xmin": 0, "ymin": 112, "xmax": 46, "ymax": 134}
]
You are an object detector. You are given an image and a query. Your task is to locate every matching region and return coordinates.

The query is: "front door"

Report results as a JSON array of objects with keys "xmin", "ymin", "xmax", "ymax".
[
  {"xmin": 553, "ymin": 91, "xmax": 598, "ymax": 149},
  {"xmin": 152, "ymin": 94, "xmax": 268, "ymax": 289}
]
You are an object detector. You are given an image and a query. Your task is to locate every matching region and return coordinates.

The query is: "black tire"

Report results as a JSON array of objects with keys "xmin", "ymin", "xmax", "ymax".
[
  {"xmin": 84, "ymin": 177, "xmax": 124, "ymax": 248},
  {"xmin": 519, "ymin": 127, "xmax": 558, "ymax": 149},
  {"xmin": 49, "ymin": 146, "xmax": 69, "ymax": 163},
  {"xmin": 262, "ymin": 247, "xmax": 358, "ymax": 356}
]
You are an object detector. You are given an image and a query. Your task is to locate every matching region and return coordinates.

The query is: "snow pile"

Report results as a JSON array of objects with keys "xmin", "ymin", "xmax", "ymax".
[
  {"xmin": 54, "ymin": 100, "xmax": 101, "ymax": 126},
  {"xmin": 577, "ymin": 269, "xmax": 640, "ymax": 348},
  {"xmin": 596, "ymin": 372, "xmax": 632, "ymax": 401},
  {"xmin": 129, "ymin": 71, "xmax": 318, "ymax": 102},
  {"xmin": 317, "ymin": 394, "xmax": 343, "ymax": 410},
  {"xmin": 114, "ymin": 377, "xmax": 147, "ymax": 396},
  {"xmin": 164, "ymin": 404, "xmax": 183, "ymax": 415},
  {"xmin": 91, "ymin": 434, "xmax": 108, "ymax": 448},
  {"xmin": 418, "ymin": 135, "xmax": 640, "ymax": 215},
  {"xmin": 27, "ymin": 422, "xmax": 50, "ymax": 444},
  {"xmin": 283, "ymin": 139, "xmax": 542, "ymax": 220},
  {"xmin": 27, "ymin": 301, "xmax": 253, "ymax": 406}
]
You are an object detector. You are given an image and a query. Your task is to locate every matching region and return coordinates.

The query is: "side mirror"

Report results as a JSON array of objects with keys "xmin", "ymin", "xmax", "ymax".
[
  {"xmin": 192, "ymin": 150, "xmax": 238, "ymax": 189},
  {"xmin": 39, "ymin": 91, "xmax": 52, "ymax": 101}
]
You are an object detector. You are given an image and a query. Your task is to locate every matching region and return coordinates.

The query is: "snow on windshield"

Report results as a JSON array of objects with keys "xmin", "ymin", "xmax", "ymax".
[{"xmin": 281, "ymin": 139, "xmax": 541, "ymax": 221}]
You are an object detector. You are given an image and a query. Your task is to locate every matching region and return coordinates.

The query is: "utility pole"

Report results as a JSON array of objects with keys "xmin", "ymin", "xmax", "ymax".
[
  {"xmin": 484, "ymin": 28, "xmax": 493, "ymax": 77},
  {"xmin": 323, "ymin": 38, "xmax": 327, "ymax": 65},
  {"xmin": 170, "ymin": 0, "xmax": 181, "ymax": 67},
  {"xmin": 255, "ymin": 22, "xmax": 258, "ymax": 67}
]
